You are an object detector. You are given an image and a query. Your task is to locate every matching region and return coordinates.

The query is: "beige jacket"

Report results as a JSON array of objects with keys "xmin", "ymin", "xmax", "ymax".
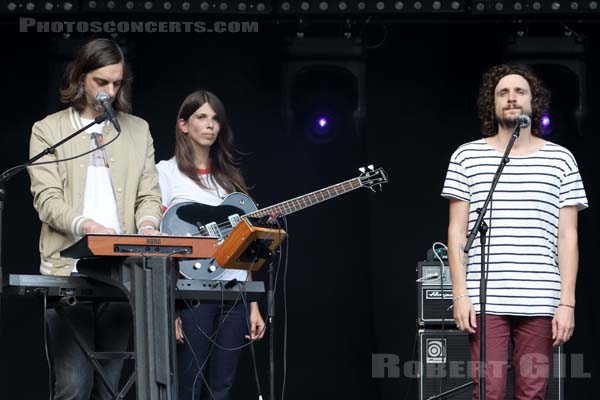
[{"xmin": 28, "ymin": 107, "xmax": 162, "ymax": 276}]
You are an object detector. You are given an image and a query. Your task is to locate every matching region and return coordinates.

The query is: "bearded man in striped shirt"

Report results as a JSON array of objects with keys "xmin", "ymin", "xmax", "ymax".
[{"xmin": 442, "ymin": 64, "xmax": 588, "ymax": 400}]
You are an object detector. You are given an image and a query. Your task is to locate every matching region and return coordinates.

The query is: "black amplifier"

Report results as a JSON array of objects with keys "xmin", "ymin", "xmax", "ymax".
[
  {"xmin": 418, "ymin": 329, "xmax": 563, "ymax": 400},
  {"xmin": 417, "ymin": 260, "xmax": 454, "ymax": 326}
]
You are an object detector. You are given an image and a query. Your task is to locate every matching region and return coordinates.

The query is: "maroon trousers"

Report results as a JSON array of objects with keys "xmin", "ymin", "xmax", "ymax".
[{"xmin": 469, "ymin": 315, "xmax": 554, "ymax": 400}]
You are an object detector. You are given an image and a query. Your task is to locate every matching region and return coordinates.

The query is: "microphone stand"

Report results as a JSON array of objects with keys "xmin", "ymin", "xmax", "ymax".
[
  {"xmin": 463, "ymin": 122, "xmax": 522, "ymax": 400},
  {"xmin": 268, "ymin": 256, "xmax": 275, "ymax": 400},
  {"xmin": 0, "ymin": 182, "xmax": 4, "ymax": 302},
  {"xmin": 0, "ymin": 114, "xmax": 107, "ymax": 294}
]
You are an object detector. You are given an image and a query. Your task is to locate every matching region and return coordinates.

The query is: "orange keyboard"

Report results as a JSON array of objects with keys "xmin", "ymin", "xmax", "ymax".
[{"xmin": 60, "ymin": 234, "xmax": 218, "ymax": 259}]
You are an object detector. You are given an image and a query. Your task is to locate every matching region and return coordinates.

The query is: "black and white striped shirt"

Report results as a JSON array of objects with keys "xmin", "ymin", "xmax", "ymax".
[{"xmin": 442, "ymin": 139, "xmax": 588, "ymax": 316}]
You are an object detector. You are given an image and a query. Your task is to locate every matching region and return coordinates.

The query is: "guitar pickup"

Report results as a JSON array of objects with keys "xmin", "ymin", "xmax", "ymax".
[
  {"xmin": 205, "ymin": 222, "xmax": 223, "ymax": 241},
  {"xmin": 228, "ymin": 214, "xmax": 241, "ymax": 228}
]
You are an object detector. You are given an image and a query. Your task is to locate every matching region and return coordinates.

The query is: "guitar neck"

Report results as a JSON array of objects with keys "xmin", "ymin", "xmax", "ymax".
[{"xmin": 247, "ymin": 177, "xmax": 363, "ymax": 219}]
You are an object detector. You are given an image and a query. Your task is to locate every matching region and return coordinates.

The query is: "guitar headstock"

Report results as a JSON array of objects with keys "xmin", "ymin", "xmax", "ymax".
[{"xmin": 358, "ymin": 165, "xmax": 388, "ymax": 192}]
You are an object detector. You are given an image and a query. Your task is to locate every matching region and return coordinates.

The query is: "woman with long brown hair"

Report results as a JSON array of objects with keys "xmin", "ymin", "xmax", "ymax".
[{"xmin": 157, "ymin": 90, "xmax": 265, "ymax": 400}]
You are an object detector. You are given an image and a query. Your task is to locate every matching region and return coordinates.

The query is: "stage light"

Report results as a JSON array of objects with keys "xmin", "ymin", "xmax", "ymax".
[
  {"xmin": 269, "ymin": 0, "xmax": 465, "ymax": 14},
  {"xmin": 540, "ymin": 111, "xmax": 553, "ymax": 136},
  {"xmin": 468, "ymin": 0, "xmax": 600, "ymax": 14},
  {"xmin": 3, "ymin": 0, "xmax": 599, "ymax": 15},
  {"xmin": 283, "ymin": 38, "xmax": 366, "ymax": 144},
  {"xmin": 0, "ymin": 0, "xmax": 271, "ymax": 14},
  {"xmin": 307, "ymin": 114, "xmax": 334, "ymax": 143},
  {"xmin": 303, "ymin": 109, "xmax": 338, "ymax": 143}
]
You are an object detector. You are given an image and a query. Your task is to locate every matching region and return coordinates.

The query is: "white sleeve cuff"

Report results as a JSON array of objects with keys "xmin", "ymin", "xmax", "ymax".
[
  {"xmin": 71, "ymin": 215, "xmax": 88, "ymax": 237},
  {"xmin": 137, "ymin": 215, "xmax": 160, "ymax": 230}
]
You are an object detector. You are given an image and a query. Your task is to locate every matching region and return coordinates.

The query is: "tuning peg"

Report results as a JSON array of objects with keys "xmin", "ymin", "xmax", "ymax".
[
  {"xmin": 359, "ymin": 167, "xmax": 366, "ymax": 173},
  {"xmin": 368, "ymin": 165, "xmax": 374, "ymax": 171}
]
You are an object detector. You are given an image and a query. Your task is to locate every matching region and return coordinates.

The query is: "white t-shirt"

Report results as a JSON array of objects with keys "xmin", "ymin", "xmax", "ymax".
[
  {"xmin": 71, "ymin": 118, "xmax": 121, "ymax": 272},
  {"xmin": 81, "ymin": 118, "xmax": 121, "ymax": 234},
  {"xmin": 156, "ymin": 157, "xmax": 248, "ymax": 282},
  {"xmin": 442, "ymin": 139, "xmax": 588, "ymax": 316}
]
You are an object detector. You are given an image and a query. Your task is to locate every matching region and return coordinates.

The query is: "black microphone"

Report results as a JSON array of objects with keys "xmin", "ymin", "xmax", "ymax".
[
  {"xmin": 517, "ymin": 114, "xmax": 531, "ymax": 129},
  {"xmin": 95, "ymin": 91, "xmax": 121, "ymax": 133}
]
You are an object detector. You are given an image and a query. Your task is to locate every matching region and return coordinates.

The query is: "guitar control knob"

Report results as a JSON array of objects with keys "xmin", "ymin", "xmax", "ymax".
[
  {"xmin": 193, "ymin": 262, "xmax": 202, "ymax": 270},
  {"xmin": 208, "ymin": 265, "xmax": 217, "ymax": 272}
]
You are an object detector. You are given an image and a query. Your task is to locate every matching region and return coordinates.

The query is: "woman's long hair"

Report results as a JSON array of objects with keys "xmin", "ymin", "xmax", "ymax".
[
  {"xmin": 477, "ymin": 64, "xmax": 550, "ymax": 137},
  {"xmin": 174, "ymin": 90, "xmax": 247, "ymax": 194},
  {"xmin": 60, "ymin": 38, "xmax": 132, "ymax": 113}
]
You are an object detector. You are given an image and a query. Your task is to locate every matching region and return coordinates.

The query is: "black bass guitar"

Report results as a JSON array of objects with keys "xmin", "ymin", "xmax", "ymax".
[{"xmin": 161, "ymin": 166, "xmax": 388, "ymax": 279}]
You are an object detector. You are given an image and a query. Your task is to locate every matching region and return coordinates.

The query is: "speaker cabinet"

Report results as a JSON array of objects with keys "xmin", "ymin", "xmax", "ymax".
[
  {"xmin": 417, "ymin": 261, "xmax": 453, "ymax": 326},
  {"xmin": 418, "ymin": 329, "xmax": 563, "ymax": 400}
]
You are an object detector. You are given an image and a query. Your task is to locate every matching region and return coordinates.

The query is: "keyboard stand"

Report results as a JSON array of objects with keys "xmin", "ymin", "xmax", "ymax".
[
  {"xmin": 77, "ymin": 256, "xmax": 179, "ymax": 400},
  {"xmin": 53, "ymin": 304, "xmax": 136, "ymax": 399}
]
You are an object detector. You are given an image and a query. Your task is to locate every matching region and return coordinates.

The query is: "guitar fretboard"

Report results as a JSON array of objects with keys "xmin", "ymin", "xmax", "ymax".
[{"xmin": 246, "ymin": 177, "xmax": 363, "ymax": 219}]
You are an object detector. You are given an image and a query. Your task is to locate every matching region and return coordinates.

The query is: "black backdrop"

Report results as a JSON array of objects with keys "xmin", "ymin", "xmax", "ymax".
[{"xmin": 0, "ymin": 19, "xmax": 598, "ymax": 400}]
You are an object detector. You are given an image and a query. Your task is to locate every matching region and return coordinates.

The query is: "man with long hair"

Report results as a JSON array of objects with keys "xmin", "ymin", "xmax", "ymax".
[
  {"xmin": 442, "ymin": 64, "xmax": 588, "ymax": 399},
  {"xmin": 27, "ymin": 38, "xmax": 162, "ymax": 399}
]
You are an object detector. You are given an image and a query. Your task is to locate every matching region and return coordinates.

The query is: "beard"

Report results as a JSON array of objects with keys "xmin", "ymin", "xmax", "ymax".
[
  {"xmin": 498, "ymin": 116, "xmax": 518, "ymax": 129},
  {"xmin": 497, "ymin": 107, "xmax": 530, "ymax": 129}
]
